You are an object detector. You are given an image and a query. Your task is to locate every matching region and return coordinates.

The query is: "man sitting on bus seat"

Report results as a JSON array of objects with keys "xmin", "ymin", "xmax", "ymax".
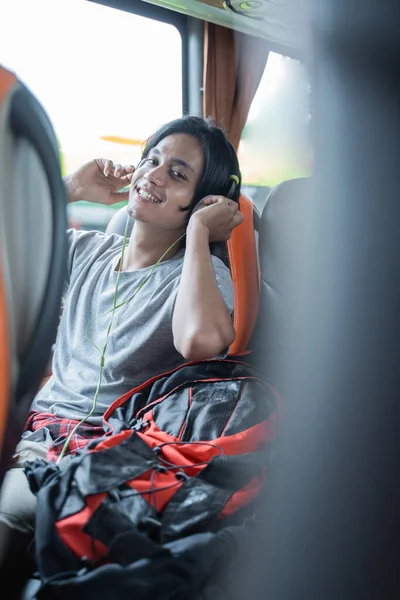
[{"xmin": 0, "ymin": 115, "xmax": 243, "ymax": 576}]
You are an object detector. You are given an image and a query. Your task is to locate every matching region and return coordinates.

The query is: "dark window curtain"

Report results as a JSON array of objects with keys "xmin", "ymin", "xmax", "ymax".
[{"xmin": 203, "ymin": 22, "xmax": 270, "ymax": 150}]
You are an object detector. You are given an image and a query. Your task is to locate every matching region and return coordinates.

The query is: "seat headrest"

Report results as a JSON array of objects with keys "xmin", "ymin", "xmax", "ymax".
[
  {"xmin": 106, "ymin": 194, "xmax": 260, "ymax": 357},
  {"xmin": 259, "ymin": 177, "xmax": 312, "ymax": 292},
  {"xmin": 251, "ymin": 176, "xmax": 312, "ymax": 389},
  {"xmin": 106, "ymin": 207, "xmax": 133, "ymax": 237}
]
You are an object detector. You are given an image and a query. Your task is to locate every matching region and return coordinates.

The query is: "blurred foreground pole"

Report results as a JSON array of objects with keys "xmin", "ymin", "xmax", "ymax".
[{"xmin": 235, "ymin": 0, "xmax": 400, "ymax": 598}]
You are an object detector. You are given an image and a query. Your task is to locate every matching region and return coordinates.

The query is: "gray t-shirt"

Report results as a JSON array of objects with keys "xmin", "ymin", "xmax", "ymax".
[{"xmin": 27, "ymin": 229, "xmax": 234, "ymax": 432}]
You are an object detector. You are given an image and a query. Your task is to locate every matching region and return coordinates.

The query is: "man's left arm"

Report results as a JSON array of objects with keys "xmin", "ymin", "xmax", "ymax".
[{"xmin": 172, "ymin": 197, "xmax": 243, "ymax": 361}]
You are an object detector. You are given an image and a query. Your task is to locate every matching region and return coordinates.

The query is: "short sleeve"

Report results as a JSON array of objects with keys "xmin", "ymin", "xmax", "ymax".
[{"xmin": 65, "ymin": 228, "xmax": 110, "ymax": 285}]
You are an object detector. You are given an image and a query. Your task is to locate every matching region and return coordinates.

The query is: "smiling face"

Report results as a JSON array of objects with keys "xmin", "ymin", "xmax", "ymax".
[{"xmin": 127, "ymin": 133, "xmax": 205, "ymax": 232}]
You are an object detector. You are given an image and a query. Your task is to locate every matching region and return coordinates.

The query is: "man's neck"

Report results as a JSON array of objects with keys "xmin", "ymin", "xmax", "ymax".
[{"xmin": 120, "ymin": 223, "xmax": 185, "ymax": 271}]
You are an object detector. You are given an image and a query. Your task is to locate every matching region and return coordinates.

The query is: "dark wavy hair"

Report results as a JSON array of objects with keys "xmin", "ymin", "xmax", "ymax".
[{"xmin": 140, "ymin": 115, "xmax": 241, "ymax": 220}]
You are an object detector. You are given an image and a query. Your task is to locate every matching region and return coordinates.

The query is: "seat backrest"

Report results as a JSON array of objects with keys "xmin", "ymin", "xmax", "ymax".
[
  {"xmin": 106, "ymin": 194, "xmax": 260, "ymax": 356},
  {"xmin": 0, "ymin": 65, "xmax": 67, "ymax": 483},
  {"xmin": 250, "ymin": 177, "xmax": 312, "ymax": 389}
]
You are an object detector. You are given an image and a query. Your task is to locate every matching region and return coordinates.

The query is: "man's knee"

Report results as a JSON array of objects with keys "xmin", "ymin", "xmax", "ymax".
[
  {"xmin": 0, "ymin": 439, "xmax": 48, "ymax": 537},
  {"xmin": 0, "ymin": 467, "xmax": 37, "ymax": 533},
  {"xmin": 0, "ymin": 467, "xmax": 38, "ymax": 566}
]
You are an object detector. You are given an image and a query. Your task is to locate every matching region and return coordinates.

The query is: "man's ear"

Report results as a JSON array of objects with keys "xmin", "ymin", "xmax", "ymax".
[
  {"xmin": 180, "ymin": 198, "xmax": 204, "ymax": 214},
  {"xmin": 191, "ymin": 199, "xmax": 206, "ymax": 215},
  {"xmin": 190, "ymin": 197, "xmax": 218, "ymax": 214}
]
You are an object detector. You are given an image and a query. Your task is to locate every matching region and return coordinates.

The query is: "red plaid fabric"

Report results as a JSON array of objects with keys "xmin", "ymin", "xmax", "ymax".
[{"xmin": 24, "ymin": 412, "xmax": 106, "ymax": 462}]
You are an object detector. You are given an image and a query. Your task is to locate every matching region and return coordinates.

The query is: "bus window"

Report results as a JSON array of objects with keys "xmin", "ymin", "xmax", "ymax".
[
  {"xmin": 1, "ymin": 0, "xmax": 182, "ymax": 231},
  {"xmin": 239, "ymin": 51, "xmax": 311, "ymax": 213}
]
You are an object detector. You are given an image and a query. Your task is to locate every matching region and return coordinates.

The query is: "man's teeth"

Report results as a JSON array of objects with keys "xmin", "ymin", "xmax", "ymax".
[{"xmin": 138, "ymin": 188, "xmax": 162, "ymax": 203}]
